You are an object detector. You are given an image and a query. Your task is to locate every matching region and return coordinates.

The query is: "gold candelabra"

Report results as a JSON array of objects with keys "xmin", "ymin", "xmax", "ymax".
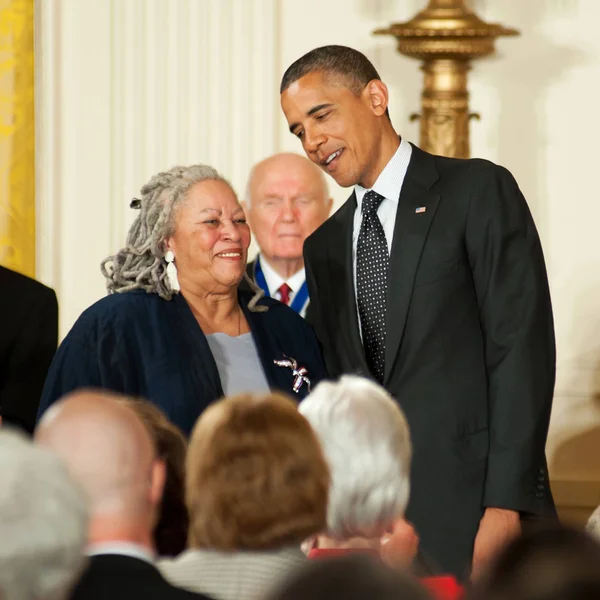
[{"xmin": 375, "ymin": 0, "xmax": 519, "ymax": 158}]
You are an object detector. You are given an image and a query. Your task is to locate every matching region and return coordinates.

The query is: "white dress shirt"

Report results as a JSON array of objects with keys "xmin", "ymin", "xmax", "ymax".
[
  {"xmin": 259, "ymin": 254, "xmax": 309, "ymax": 318},
  {"xmin": 352, "ymin": 138, "xmax": 413, "ymax": 334}
]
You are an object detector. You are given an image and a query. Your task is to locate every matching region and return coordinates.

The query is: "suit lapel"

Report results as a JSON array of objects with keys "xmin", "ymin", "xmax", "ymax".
[
  {"xmin": 326, "ymin": 196, "xmax": 371, "ymax": 376},
  {"xmin": 241, "ymin": 297, "xmax": 294, "ymax": 393},
  {"xmin": 384, "ymin": 145, "xmax": 440, "ymax": 384}
]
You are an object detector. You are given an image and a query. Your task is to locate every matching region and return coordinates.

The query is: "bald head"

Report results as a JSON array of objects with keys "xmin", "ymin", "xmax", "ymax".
[
  {"xmin": 35, "ymin": 390, "xmax": 163, "ymax": 520},
  {"xmin": 246, "ymin": 153, "xmax": 329, "ymax": 205},
  {"xmin": 245, "ymin": 153, "xmax": 333, "ymax": 272}
]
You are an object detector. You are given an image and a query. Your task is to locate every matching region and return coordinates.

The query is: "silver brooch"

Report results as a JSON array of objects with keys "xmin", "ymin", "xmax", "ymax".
[{"xmin": 274, "ymin": 355, "xmax": 311, "ymax": 394}]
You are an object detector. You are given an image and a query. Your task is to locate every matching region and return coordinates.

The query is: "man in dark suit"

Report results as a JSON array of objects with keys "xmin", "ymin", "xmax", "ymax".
[
  {"xmin": 35, "ymin": 389, "xmax": 213, "ymax": 600},
  {"xmin": 0, "ymin": 265, "xmax": 58, "ymax": 433},
  {"xmin": 280, "ymin": 45, "xmax": 556, "ymax": 578},
  {"xmin": 243, "ymin": 152, "xmax": 332, "ymax": 317}
]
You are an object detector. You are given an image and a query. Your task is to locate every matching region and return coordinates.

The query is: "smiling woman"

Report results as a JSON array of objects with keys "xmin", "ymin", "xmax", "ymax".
[{"xmin": 36, "ymin": 165, "xmax": 327, "ymax": 439}]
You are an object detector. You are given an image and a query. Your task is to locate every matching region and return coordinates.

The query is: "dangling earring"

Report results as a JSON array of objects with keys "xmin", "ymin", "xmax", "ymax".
[{"xmin": 165, "ymin": 250, "xmax": 180, "ymax": 292}]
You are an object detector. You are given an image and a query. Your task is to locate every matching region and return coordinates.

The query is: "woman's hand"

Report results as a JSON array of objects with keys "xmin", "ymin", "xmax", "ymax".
[{"xmin": 381, "ymin": 518, "xmax": 420, "ymax": 568}]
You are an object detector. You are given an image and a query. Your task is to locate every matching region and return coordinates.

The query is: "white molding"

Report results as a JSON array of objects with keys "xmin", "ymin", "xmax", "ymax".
[
  {"xmin": 35, "ymin": 0, "xmax": 60, "ymax": 288},
  {"xmin": 106, "ymin": 0, "xmax": 280, "ymax": 244}
]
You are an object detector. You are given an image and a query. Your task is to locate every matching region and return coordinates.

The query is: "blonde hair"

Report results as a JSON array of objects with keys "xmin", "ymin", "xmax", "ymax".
[{"xmin": 186, "ymin": 392, "xmax": 330, "ymax": 550}]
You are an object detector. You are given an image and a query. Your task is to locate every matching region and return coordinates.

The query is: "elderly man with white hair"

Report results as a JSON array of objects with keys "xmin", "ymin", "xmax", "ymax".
[
  {"xmin": 0, "ymin": 428, "xmax": 89, "ymax": 600},
  {"xmin": 299, "ymin": 376, "xmax": 464, "ymax": 599},
  {"xmin": 244, "ymin": 152, "xmax": 333, "ymax": 318}
]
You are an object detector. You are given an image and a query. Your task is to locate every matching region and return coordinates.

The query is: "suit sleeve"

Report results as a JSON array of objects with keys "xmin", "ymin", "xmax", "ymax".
[
  {"xmin": 36, "ymin": 306, "xmax": 139, "ymax": 424},
  {"xmin": 304, "ymin": 236, "xmax": 331, "ymax": 358},
  {"xmin": 0, "ymin": 287, "xmax": 58, "ymax": 434},
  {"xmin": 465, "ymin": 164, "xmax": 555, "ymax": 514},
  {"xmin": 300, "ymin": 311, "xmax": 329, "ymax": 386},
  {"xmin": 36, "ymin": 313, "xmax": 106, "ymax": 423},
  {"xmin": 303, "ymin": 238, "xmax": 320, "ymax": 330}
]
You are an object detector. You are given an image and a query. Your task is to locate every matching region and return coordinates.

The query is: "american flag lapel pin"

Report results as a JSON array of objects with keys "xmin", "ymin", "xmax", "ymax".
[{"xmin": 415, "ymin": 206, "xmax": 427, "ymax": 214}]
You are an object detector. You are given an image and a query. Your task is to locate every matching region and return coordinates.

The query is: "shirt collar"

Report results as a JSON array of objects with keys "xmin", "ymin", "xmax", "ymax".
[
  {"xmin": 354, "ymin": 137, "xmax": 412, "ymax": 207},
  {"xmin": 258, "ymin": 254, "xmax": 306, "ymax": 295},
  {"xmin": 86, "ymin": 542, "xmax": 155, "ymax": 564}
]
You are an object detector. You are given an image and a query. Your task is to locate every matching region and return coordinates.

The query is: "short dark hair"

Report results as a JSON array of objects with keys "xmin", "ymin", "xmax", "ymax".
[
  {"xmin": 268, "ymin": 554, "xmax": 433, "ymax": 600},
  {"xmin": 471, "ymin": 524, "xmax": 600, "ymax": 600},
  {"xmin": 118, "ymin": 397, "xmax": 189, "ymax": 557},
  {"xmin": 280, "ymin": 45, "xmax": 383, "ymax": 95}
]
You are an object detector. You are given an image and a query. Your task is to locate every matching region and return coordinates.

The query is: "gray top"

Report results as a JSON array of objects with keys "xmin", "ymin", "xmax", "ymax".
[
  {"xmin": 158, "ymin": 547, "xmax": 306, "ymax": 600},
  {"xmin": 206, "ymin": 332, "xmax": 270, "ymax": 396}
]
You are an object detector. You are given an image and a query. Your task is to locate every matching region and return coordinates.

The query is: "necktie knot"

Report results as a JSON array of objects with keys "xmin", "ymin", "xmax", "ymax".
[
  {"xmin": 362, "ymin": 190, "xmax": 385, "ymax": 216},
  {"xmin": 278, "ymin": 283, "xmax": 292, "ymax": 306}
]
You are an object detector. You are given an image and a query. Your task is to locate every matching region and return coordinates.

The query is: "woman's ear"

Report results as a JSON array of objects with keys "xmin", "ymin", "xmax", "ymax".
[{"xmin": 163, "ymin": 238, "xmax": 175, "ymax": 256}]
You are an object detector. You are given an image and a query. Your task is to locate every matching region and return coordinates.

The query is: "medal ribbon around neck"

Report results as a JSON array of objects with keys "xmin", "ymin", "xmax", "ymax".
[{"xmin": 254, "ymin": 257, "xmax": 309, "ymax": 314}]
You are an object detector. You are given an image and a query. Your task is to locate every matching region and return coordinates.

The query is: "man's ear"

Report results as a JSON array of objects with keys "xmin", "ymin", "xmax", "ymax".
[
  {"xmin": 149, "ymin": 458, "xmax": 166, "ymax": 508},
  {"xmin": 364, "ymin": 79, "xmax": 389, "ymax": 117},
  {"xmin": 241, "ymin": 200, "xmax": 250, "ymax": 221},
  {"xmin": 241, "ymin": 200, "xmax": 256, "ymax": 231}
]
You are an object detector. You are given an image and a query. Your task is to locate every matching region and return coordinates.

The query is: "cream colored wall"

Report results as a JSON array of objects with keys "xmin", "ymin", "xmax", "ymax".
[
  {"xmin": 36, "ymin": 0, "xmax": 600, "ymax": 516},
  {"xmin": 35, "ymin": 0, "xmax": 279, "ymax": 338}
]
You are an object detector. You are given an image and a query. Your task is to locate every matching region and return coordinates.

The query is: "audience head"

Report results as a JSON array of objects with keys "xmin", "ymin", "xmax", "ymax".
[
  {"xmin": 280, "ymin": 45, "xmax": 394, "ymax": 188},
  {"xmin": 299, "ymin": 375, "xmax": 411, "ymax": 539},
  {"xmin": 101, "ymin": 164, "xmax": 252, "ymax": 301},
  {"xmin": 186, "ymin": 392, "xmax": 330, "ymax": 551},
  {"xmin": 268, "ymin": 553, "xmax": 432, "ymax": 600},
  {"xmin": 471, "ymin": 524, "xmax": 600, "ymax": 600},
  {"xmin": 0, "ymin": 428, "xmax": 88, "ymax": 600},
  {"xmin": 244, "ymin": 153, "xmax": 332, "ymax": 270},
  {"xmin": 116, "ymin": 398, "xmax": 189, "ymax": 557},
  {"xmin": 35, "ymin": 389, "xmax": 166, "ymax": 548},
  {"xmin": 586, "ymin": 504, "xmax": 600, "ymax": 541}
]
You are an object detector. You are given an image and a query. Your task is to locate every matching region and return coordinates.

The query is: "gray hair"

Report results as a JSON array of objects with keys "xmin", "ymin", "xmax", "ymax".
[
  {"xmin": 587, "ymin": 506, "xmax": 600, "ymax": 541},
  {"xmin": 299, "ymin": 375, "xmax": 411, "ymax": 539},
  {"xmin": 101, "ymin": 164, "xmax": 266, "ymax": 309},
  {"xmin": 0, "ymin": 428, "xmax": 89, "ymax": 600}
]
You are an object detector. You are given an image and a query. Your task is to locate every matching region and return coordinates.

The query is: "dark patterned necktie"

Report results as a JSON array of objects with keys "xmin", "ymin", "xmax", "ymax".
[{"xmin": 356, "ymin": 190, "xmax": 389, "ymax": 383}]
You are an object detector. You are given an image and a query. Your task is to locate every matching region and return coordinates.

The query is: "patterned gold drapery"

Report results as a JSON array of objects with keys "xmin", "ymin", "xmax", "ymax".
[{"xmin": 0, "ymin": 0, "xmax": 35, "ymax": 277}]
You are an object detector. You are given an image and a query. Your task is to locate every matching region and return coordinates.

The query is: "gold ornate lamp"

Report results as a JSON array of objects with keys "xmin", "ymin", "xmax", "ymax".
[{"xmin": 375, "ymin": 0, "xmax": 519, "ymax": 158}]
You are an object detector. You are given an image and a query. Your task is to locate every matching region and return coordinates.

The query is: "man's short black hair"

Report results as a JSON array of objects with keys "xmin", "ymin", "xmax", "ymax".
[{"xmin": 280, "ymin": 45, "xmax": 383, "ymax": 95}]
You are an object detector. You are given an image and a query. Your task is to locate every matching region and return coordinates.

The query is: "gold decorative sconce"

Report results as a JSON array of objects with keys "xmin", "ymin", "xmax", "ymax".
[{"xmin": 375, "ymin": 0, "xmax": 519, "ymax": 158}]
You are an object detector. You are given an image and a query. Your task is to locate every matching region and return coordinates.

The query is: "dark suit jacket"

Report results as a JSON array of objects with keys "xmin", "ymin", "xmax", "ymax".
[
  {"xmin": 70, "ymin": 554, "xmax": 213, "ymax": 600},
  {"xmin": 303, "ymin": 144, "xmax": 556, "ymax": 577},
  {"xmin": 0, "ymin": 266, "xmax": 58, "ymax": 433},
  {"xmin": 38, "ymin": 288, "xmax": 325, "ymax": 436}
]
